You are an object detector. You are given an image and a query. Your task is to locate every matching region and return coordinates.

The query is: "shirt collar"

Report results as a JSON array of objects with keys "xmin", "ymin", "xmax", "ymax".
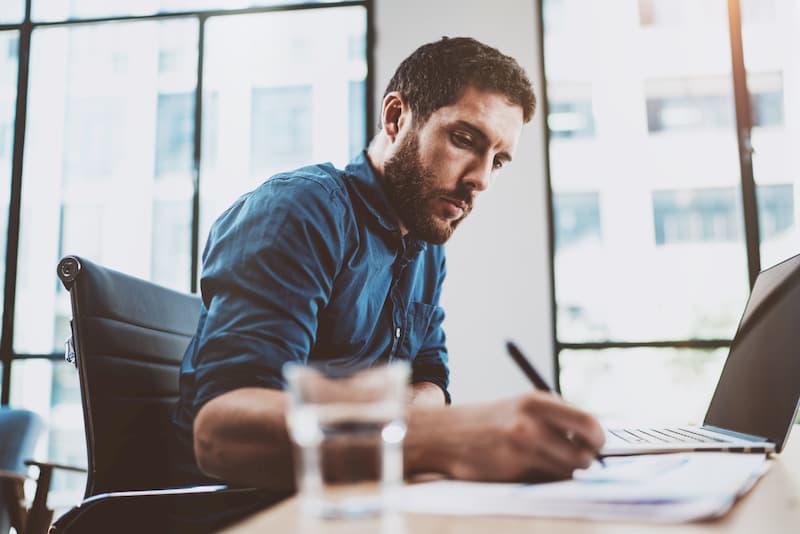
[{"xmin": 344, "ymin": 151, "xmax": 428, "ymax": 255}]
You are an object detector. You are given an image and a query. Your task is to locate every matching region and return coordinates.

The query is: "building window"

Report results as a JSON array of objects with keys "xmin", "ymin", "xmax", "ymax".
[
  {"xmin": 348, "ymin": 79, "xmax": 366, "ymax": 159},
  {"xmin": 553, "ymin": 192, "xmax": 602, "ymax": 250},
  {"xmin": 653, "ymin": 188, "xmax": 742, "ymax": 245},
  {"xmin": 549, "ymin": 100, "xmax": 595, "ymax": 139},
  {"xmin": 645, "ymin": 77, "xmax": 734, "ymax": 133},
  {"xmin": 155, "ymin": 92, "xmax": 195, "ymax": 178},
  {"xmin": 757, "ymin": 184, "xmax": 794, "ymax": 240},
  {"xmin": 249, "ymin": 85, "xmax": 313, "ymax": 177},
  {"xmin": 749, "ymin": 72, "xmax": 784, "ymax": 128}
]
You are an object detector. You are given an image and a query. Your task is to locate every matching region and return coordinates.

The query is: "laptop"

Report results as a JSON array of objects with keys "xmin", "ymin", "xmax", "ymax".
[{"xmin": 602, "ymin": 252, "xmax": 800, "ymax": 456}]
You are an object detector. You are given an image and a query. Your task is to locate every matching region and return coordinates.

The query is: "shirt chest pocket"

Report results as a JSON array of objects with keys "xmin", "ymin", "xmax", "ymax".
[{"xmin": 399, "ymin": 301, "xmax": 440, "ymax": 360}]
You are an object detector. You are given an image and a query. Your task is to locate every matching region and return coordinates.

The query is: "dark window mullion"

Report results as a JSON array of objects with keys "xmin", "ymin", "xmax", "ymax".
[
  {"xmin": 535, "ymin": 0, "xmax": 561, "ymax": 394},
  {"xmin": 1, "ymin": 0, "xmax": 32, "ymax": 405},
  {"xmin": 365, "ymin": 0, "xmax": 375, "ymax": 141},
  {"xmin": 190, "ymin": 15, "xmax": 207, "ymax": 295},
  {"xmin": 727, "ymin": 0, "xmax": 761, "ymax": 288}
]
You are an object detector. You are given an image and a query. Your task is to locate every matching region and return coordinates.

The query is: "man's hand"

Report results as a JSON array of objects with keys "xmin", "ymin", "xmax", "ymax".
[{"xmin": 404, "ymin": 391, "xmax": 605, "ymax": 482}]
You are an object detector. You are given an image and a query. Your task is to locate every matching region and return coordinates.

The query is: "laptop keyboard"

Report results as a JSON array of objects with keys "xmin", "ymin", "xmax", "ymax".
[{"xmin": 609, "ymin": 427, "xmax": 731, "ymax": 444}]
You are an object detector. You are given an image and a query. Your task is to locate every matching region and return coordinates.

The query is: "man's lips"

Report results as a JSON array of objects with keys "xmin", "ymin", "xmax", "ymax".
[{"xmin": 439, "ymin": 196, "xmax": 469, "ymax": 219}]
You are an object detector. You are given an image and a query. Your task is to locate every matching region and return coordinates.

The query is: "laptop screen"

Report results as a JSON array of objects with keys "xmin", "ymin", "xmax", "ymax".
[{"xmin": 704, "ymin": 253, "xmax": 800, "ymax": 449}]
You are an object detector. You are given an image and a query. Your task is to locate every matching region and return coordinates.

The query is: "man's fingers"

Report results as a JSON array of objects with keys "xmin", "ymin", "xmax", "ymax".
[
  {"xmin": 520, "ymin": 392, "xmax": 606, "ymax": 451},
  {"xmin": 535, "ymin": 422, "xmax": 595, "ymax": 472}
]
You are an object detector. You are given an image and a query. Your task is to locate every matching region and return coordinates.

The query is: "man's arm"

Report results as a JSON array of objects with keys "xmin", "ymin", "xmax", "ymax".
[
  {"xmin": 194, "ymin": 387, "xmax": 604, "ymax": 488},
  {"xmin": 411, "ymin": 381, "xmax": 447, "ymax": 405},
  {"xmin": 194, "ymin": 388, "xmax": 295, "ymax": 490}
]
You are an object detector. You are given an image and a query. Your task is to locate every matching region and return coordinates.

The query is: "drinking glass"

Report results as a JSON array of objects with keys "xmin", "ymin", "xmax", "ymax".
[{"xmin": 284, "ymin": 361, "xmax": 410, "ymax": 518}]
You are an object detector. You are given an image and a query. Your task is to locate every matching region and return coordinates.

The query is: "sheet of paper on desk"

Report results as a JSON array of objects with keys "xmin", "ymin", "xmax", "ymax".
[{"xmin": 393, "ymin": 453, "xmax": 770, "ymax": 523}]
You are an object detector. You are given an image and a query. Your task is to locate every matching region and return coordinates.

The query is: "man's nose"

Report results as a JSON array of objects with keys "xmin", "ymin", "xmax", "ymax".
[{"xmin": 462, "ymin": 157, "xmax": 494, "ymax": 192}]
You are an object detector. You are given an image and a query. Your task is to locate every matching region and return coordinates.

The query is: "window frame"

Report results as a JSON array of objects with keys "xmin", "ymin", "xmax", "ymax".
[
  {"xmin": 539, "ymin": 0, "xmax": 762, "ymax": 392},
  {"xmin": 0, "ymin": 0, "xmax": 374, "ymax": 403}
]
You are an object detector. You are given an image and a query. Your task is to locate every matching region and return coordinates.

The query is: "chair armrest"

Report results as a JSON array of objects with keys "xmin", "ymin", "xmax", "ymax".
[
  {"xmin": 20, "ymin": 460, "xmax": 87, "ymax": 534},
  {"xmin": 0, "ymin": 471, "xmax": 28, "ymax": 533},
  {"xmin": 49, "ymin": 485, "xmax": 291, "ymax": 534},
  {"xmin": 24, "ymin": 460, "xmax": 87, "ymax": 474}
]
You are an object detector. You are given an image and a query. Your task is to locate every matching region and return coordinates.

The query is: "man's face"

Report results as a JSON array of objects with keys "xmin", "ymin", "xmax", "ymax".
[{"xmin": 382, "ymin": 86, "xmax": 524, "ymax": 244}]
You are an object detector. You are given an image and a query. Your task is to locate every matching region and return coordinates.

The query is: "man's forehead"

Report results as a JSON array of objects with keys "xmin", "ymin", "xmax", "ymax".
[{"xmin": 434, "ymin": 87, "xmax": 524, "ymax": 148}]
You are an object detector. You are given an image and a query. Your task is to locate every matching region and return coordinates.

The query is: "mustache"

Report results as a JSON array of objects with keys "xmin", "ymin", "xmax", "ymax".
[{"xmin": 437, "ymin": 185, "xmax": 474, "ymax": 211}]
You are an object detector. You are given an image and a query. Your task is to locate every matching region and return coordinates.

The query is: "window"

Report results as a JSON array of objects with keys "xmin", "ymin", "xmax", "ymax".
[
  {"xmin": 549, "ymin": 100, "xmax": 595, "ymax": 139},
  {"xmin": 542, "ymin": 0, "xmax": 785, "ymax": 423},
  {"xmin": 199, "ymin": 7, "xmax": 367, "ymax": 249},
  {"xmin": 348, "ymin": 80, "xmax": 367, "ymax": 159},
  {"xmin": 0, "ymin": 1, "xmax": 23, "ymax": 24},
  {"xmin": 638, "ymin": 0, "xmax": 727, "ymax": 27},
  {"xmin": 250, "ymin": 85, "xmax": 314, "ymax": 176},
  {"xmin": 155, "ymin": 92, "xmax": 195, "ymax": 178},
  {"xmin": 749, "ymin": 72, "xmax": 784, "ymax": 128},
  {"xmin": 757, "ymin": 184, "xmax": 794, "ymax": 240},
  {"xmin": 553, "ymin": 192, "xmax": 602, "ymax": 250},
  {"xmin": 653, "ymin": 188, "xmax": 742, "ymax": 245},
  {"xmin": 1, "ymin": 1, "xmax": 369, "ymax": 517},
  {"xmin": 645, "ymin": 77, "xmax": 734, "ymax": 133}
]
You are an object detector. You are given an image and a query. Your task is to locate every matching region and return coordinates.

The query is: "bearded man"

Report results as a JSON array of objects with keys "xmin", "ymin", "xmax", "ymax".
[{"xmin": 172, "ymin": 36, "xmax": 604, "ymax": 527}]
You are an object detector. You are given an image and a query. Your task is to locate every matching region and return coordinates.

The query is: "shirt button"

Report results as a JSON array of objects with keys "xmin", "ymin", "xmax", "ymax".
[{"xmin": 395, "ymin": 327, "xmax": 401, "ymax": 339}]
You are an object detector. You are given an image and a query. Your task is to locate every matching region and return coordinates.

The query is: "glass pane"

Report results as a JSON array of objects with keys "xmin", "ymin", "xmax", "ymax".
[
  {"xmin": 32, "ymin": 0, "xmax": 340, "ymax": 22},
  {"xmin": 199, "ymin": 6, "xmax": 367, "ymax": 254},
  {"xmin": 16, "ymin": 19, "xmax": 198, "ymax": 354},
  {"xmin": 560, "ymin": 347, "xmax": 728, "ymax": 426},
  {"xmin": 742, "ymin": 0, "xmax": 799, "ymax": 269},
  {"xmin": 0, "ymin": 31, "xmax": 18, "ymax": 334},
  {"xmin": 10, "ymin": 358, "xmax": 87, "ymax": 516},
  {"xmin": 0, "ymin": 1, "xmax": 24, "ymax": 23},
  {"xmin": 544, "ymin": 0, "xmax": 749, "ymax": 343}
]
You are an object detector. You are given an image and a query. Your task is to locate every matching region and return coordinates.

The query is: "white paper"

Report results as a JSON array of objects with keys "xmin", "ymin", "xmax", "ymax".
[{"xmin": 392, "ymin": 453, "xmax": 769, "ymax": 523}]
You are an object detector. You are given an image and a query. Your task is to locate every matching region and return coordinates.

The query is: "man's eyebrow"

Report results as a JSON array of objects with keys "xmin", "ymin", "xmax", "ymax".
[{"xmin": 453, "ymin": 120, "xmax": 513, "ymax": 163}]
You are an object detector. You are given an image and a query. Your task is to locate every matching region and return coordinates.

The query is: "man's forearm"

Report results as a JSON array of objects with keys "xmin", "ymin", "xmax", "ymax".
[
  {"xmin": 411, "ymin": 381, "xmax": 447, "ymax": 406},
  {"xmin": 193, "ymin": 387, "xmax": 296, "ymax": 490}
]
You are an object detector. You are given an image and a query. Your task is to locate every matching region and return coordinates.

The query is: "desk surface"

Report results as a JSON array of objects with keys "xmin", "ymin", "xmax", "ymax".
[{"xmin": 222, "ymin": 435, "xmax": 800, "ymax": 534}]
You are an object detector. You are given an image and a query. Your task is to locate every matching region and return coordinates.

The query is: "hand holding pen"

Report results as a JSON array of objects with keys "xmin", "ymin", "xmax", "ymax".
[{"xmin": 506, "ymin": 341, "xmax": 606, "ymax": 467}]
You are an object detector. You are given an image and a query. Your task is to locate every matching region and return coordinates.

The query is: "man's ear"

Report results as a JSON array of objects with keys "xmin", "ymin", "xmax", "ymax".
[{"xmin": 381, "ymin": 92, "xmax": 408, "ymax": 143}]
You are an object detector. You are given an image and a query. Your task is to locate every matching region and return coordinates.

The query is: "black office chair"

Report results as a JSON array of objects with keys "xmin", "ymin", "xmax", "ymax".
[{"xmin": 49, "ymin": 256, "xmax": 287, "ymax": 534}]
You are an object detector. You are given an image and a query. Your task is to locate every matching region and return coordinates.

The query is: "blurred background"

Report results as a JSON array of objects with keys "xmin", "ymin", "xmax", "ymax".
[{"xmin": 0, "ymin": 0, "xmax": 797, "ymax": 518}]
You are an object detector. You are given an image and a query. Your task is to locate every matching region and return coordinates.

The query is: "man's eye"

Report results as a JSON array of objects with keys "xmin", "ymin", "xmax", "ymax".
[
  {"xmin": 493, "ymin": 159, "xmax": 505, "ymax": 170},
  {"xmin": 451, "ymin": 132, "xmax": 473, "ymax": 147}
]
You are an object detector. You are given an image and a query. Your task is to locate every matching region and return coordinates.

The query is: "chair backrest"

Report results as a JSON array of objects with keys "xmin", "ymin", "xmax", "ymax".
[{"xmin": 57, "ymin": 255, "xmax": 201, "ymax": 497}]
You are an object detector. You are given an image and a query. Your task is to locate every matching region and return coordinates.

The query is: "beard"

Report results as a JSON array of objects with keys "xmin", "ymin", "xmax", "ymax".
[{"xmin": 382, "ymin": 132, "xmax": 473, "ymax": 245}]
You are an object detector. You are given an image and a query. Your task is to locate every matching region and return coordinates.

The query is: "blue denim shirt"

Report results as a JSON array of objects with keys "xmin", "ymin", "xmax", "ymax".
[{"xmin": 172, "ymin": 152, "xmax": 449, "ymax": 482}]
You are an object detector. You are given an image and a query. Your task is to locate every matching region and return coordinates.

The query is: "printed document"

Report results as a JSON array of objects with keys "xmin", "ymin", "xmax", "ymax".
[{"xmin": 392, "ymin": 453, "xmax": 769, "ymax": 523}]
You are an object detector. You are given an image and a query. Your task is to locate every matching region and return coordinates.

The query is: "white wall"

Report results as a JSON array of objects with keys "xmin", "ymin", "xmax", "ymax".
[{"xmin": 373, "ymin": 0, "xmax": 553, "ymax": 403}]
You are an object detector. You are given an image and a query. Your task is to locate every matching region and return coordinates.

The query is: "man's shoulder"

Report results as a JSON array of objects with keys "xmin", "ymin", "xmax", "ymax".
[{"xmin": 262, "ymin": 162, "xmax": 349, "ymax": 201}]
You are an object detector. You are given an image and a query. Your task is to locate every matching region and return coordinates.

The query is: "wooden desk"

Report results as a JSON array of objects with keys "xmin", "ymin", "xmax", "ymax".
[{"xmin": 221, "ymin": 436, "xmax": 800, "ymax": 534}]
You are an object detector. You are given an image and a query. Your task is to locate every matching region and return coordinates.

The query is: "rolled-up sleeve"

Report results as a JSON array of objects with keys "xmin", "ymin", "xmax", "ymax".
[{"xmin": 191, "ymin": 174, "xmax": 348, "ymax": 413}]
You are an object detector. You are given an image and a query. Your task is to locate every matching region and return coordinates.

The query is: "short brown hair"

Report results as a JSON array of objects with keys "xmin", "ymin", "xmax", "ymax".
[{"xmin": 383, "ymin": 36, "xmax": 536, "ymax": 126}]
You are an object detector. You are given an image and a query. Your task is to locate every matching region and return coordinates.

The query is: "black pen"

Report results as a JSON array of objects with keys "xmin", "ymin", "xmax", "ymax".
[{"xmin": 506, "ymin": 340, "xmax": 606, "ymax": 467}]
